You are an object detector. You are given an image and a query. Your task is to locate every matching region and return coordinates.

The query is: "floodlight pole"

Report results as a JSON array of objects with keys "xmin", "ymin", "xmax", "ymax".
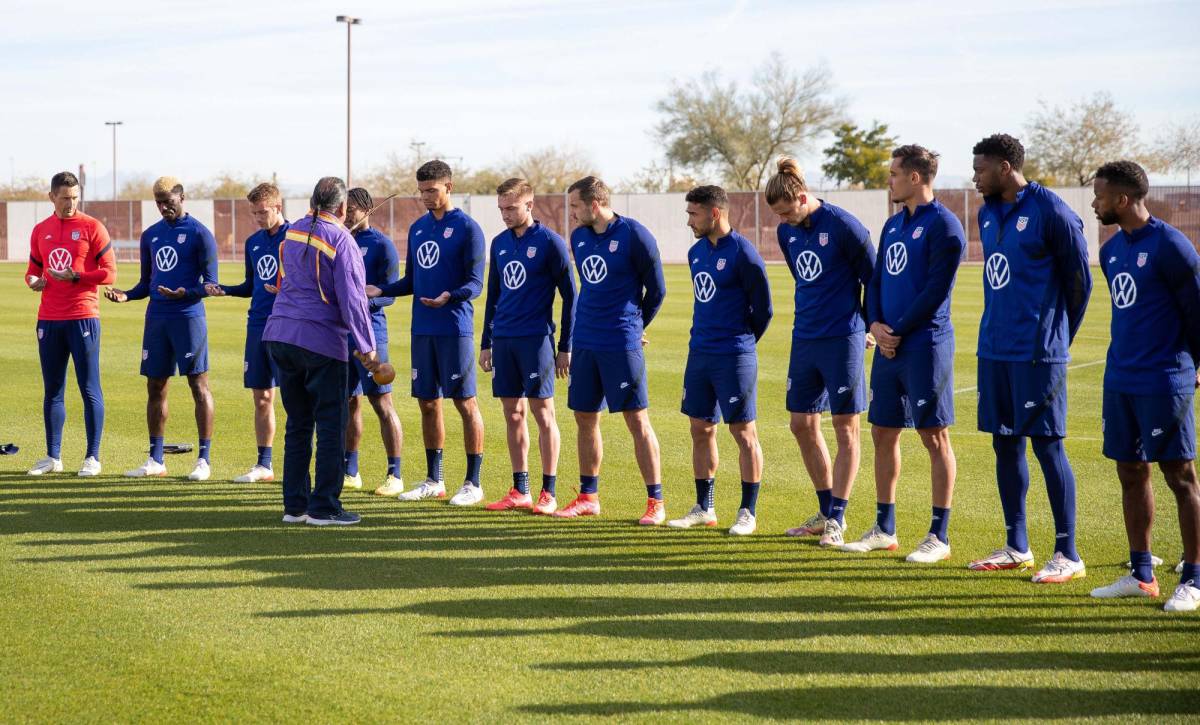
[
  {"xmin": 336, "ymin": 15, "xmax": 362, "ymax": 187},
  {"xmin": 104, "ymin": 121, "xmax": 123, "ymax": 200}
]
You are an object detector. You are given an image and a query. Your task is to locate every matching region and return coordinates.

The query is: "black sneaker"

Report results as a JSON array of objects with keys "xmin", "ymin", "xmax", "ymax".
[
  {"xmin": 305, "ymin": 510, "xmax": 361, "ymax": 526},
  {"xmin": 281, "ymin": 512, "xmax": 309, "ymax": 524}
]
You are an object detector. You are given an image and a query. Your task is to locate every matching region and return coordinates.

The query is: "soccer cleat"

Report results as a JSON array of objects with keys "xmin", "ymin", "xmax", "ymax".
[
  {"xmin": 125, "ymin": 458, "xmax": 167, "ymax": 478},
  {"xmin": 397, "ymin": 478, "xmax": 446, "ymax": 501},
  {"xmin": 906, "ymin": 533, "xmax": 951, "ymax": 563},
  {"xmin": 27, "ymin": 457, "xmax": 63, "ymax": 476},
  {"xmin": 1032, "ymin": 552, "xmax": 1087, "ymax": 583},
  {"xmin": 968, "ymin": 546, "xmax": 1034, "ymax": 571},
  {"xmin": 305, "ymin": 510, "xmax": 362, "ymax": 526},
  {"xmin": 819, "ymin": 517, "xmax": 845, "ymax": 547},
  {"xmin": 1176, "ymin": 559, "xmax": 1185, "ymax": 574},
  {"xmin": 840, "ymin": 524, "xmax": 900, "ymax": 553},
  {"xmin": 281, "ymin": 512, "xmax": 309, "ymax": 524},
  {"xmin": 728, "ymin": 508, "xmax": 757, "ymax": 536},
  {"xmin": 668, "ymin": 504, "xmax": 718, "ymax": 529},
  {"xmin": 343, "ymin": 472, "xmax": 363, "ymax": 490},
  {"xmin": 785, "ymin": 512, "xmax": 827, "ymax": 537},
  {"xmin": 1163, "ymin": 581, "xmax": 1200, "ymax": 612},
  {"xmin": 552, "ymin": 493, "xmax": 600, "ymax": 519},
  {"xmin": 639, "ymin": 498, "xmax": 666, "ymax": 526},
  {"xmin": 234, "ymin": 465, "xmax": 274, "ymax": 483},
  {"xmin": 1091, "ymin": 574, "xmax": 1159, "ymax": 599},
  {"xmin": 449, "ymin": 482, "xmax": 484, "ymax": 506},
  {"xmin": 77, "ymin": 457, "xmax": 102, "ymax": 477},
  {"xmin": 532, "ymin": 490, "xmax": 558, "ymax": 515},
  {"xmin": 485, "ymin": 488, "xmax": 534, "ymax": 511},
  {"xmin": 187, "ymin": 459, "xmax": 211, "ymax": 482},
  {"xmin": 374, "ymin": 475, "xmax": 405, "ymax": 497}
]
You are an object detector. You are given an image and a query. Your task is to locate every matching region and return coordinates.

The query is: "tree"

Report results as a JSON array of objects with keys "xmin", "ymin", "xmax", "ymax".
[
  {"xmin": 1024, "ymin": 92, "xmax": 1148, "ymax": 186},
  {"xmin": 0, "ymin": 176, "xmax": 48, "ymax": 200},
  {"xmin": 618, "ymin": 160, "xmax": 697, "ymax": 194},
  {"xmin": 653, "ymin": 53, "xmax": 844, "ymax": 190},
  {"xmin": 1154, "ymin": 116, "xmax": 1200, "ymax": 186},
  {"xmin": 192, "ymin": 172, "xmax": 255, "ymax": 199},
  {"xmin": 820, "ymin": 121, "xmax": 897, "ymax": 189},
  {"xmin": 119, "ymin": 175, "xmax": 155, "ymax": 200}
]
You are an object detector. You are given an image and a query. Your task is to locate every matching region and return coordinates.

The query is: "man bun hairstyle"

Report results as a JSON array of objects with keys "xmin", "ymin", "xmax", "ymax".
[
  {"xmin": 972, "ymin": 133, "xmax": 1025, "ymax": 171},
  {"xmin": 567, "ymin": 175, "xmax": 611, "ymax": 207},
  {"xmin": 765, "ymin": 157, "xmax": 808, "ymax": 205},
  {"xmin": 1095, "ymin": 160, "xmax": 1150, "ymax": 200},
  {"xmin": 892, "ymin": 144, "xmax": 940, "ymax": 183},
  {"xmin": 685, "ymin": 184, "xmax": 729, "ymax": 210},
  {"xmin": 416, "ymin": 159, "xmax": 453, "ymax": 182}
]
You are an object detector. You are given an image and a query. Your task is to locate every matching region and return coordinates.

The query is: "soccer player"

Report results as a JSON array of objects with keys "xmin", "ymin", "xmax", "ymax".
[
  {"xmin": 668, "ymin": 185, "xmax": 771, "ymax": 535},
  {"xmin": 366, "ymin": 160, "xmax": 486, "ymax": 506},
  {"xmin": 1087, "ymin": 161, "xmax": 1200, "ymax": 612},
  {"xmin": 25, "ymin": 171, "xmax": 116, "ymax": 476},
  {"xmin": 853, "ymin": 145, "xmax": 965, "ymax": 563},
  {"xmin": 105, "ymin": 177, "xmax": 219, "ymax": 481},
  {"xmin": 762, "ymin": 158, "xmax": 876, "ymax": 544},
  {"xmin": 556, "ymin": 175, "xmax": 667, "ymax": 524},
  {"xmin": 478, "ymin": 178, "xmax": 576, "ymax": 514},
  {"xmin": 204, "ymin": 182, "xmax": 289, "ymax": 483},
  {"xmin": 968, "ymin": 133, "xmax": 1093, "ymax": 583},
  {"xmin": 342, "ymin": 187, "xmax": 405, "ymax": 496}
]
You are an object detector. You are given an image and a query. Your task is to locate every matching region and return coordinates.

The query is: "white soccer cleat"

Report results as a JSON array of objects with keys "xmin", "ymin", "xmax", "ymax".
[
  {"xmin": 1163, "ymin": 581, "xmax": 1200, "ymax": 612},
  {"xmin": 906, "ymin": 533, "xmax": 952, "ymax": 563},
  {"xmin": 668, "ymin": 504, "xmax": 718, "ymax": 529},
  {"xmin": 187, "ymin": 459, "xmax": 211, "ymax": 481},
  {"xmin": 1176, "ymin": 559, "xmax": 1186, "ymax": 574},
  {"xmin": 1031, "ymin": 552, "xmax": 1086, "ymax": 583},
  {"xmin": 77, "ymin": 457, "xmax": 102, "ymax": 477},
  {"xmin": 234, "ymin": 465, "xmax": 274, "ymax": 483},
  {"xmin": 448, "ymin": 482, "xmax": 484, "ymax": 506},
  {"xmin": 785, "ymin": 512, "xmax": 827, "ymax": 537},
  {"xmin": 728, "ymin": 508, "xmax": 756, "ymax": 536},
  {"xmin": 125, "ymin": 458, "xmax": 167, "ymax": 478},
  {"xmin": 343, "ymin": 472, "xmax": 363, "ymax": 490},
  {"xmin": 28, "ymin": 457, "xmax": 63, "ymax": 476},
  {"xmin": 967, "ymin": 546, "xmax": 1034, "ymax": 571},
  {"xmin": 374, "ymin": 475, "xmax": 405, "ymax": 497},
  {"xmin": 818, "ymin": 517, "xmax": 845, "ymax": 547},
  {"xmin": 281, "ymin": 513, "xmax": 308, "ymax": 524},
  {"xmin": 397, "ymin": 478, "xmax": 446, "ymax": 501},
  {"xmin": 840, "ymin": 524, "xmax": 899, "ymax": 553},
  {"xmin": 1090, "ymin": 574, "xmax": 1159, "ymax": 599}
]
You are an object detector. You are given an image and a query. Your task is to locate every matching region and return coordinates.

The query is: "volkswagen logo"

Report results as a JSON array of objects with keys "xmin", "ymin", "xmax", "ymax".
[
  {"xmin": 581, "ymin": 254, "xmax": 607, "ymax": 284},
  {"xmin": 985, "ymin": 253, "xmax": 1010, "ymax": 290},
  {"xmin": 155, "ymin": 246, "xmax": 178, "ymax": 272},
  {"xmin": 885, "ymin": 243, "xmax": 907, "ymax": 276},
  {"xmin": 47, "ymin": 248, "xmax": 73, "ymax": 272},
  {"xmin": 1111, "ymin": 272, "xmax": 1137, "ymax": 309},
  {"xmin": 795, "ymin": 250, "xmax": 822, "ymax": 282},
  {"xmin": 693, "ymin": 271, "xmax": 716, "ymax": 303},
  {"xmin": 416, "ymin": 241, "xmax": 440, "ymax": 269},
  {"xmin": 502, "ymin": 260, "xmax": 527, "ymax": 290},
  {"xmin": 256, "ymin": 254, "xmax": 278, "ymax": 281}
]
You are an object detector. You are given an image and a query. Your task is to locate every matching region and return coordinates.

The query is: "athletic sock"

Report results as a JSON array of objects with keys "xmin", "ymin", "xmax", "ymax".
[
  {"xmin": 344, "ymin": 450, "xmax": 359, "ymax": 477},
  {"xmin": 829, "ymin": 496, "xmax": 849, "ymax": 526},
  {"xmin": 198, "ymin": 439, "xmax": 211, "ymax": 464},
  {"xmin": 46, "ymin": 398, "xmax": 65, "ymax": 460},
  {"xmin": 930, "ymin": 506, "xmax": 951, "ymax": 544},
  {"xmin": 646, "ymin": 483, "xmax": 663, "ymax": 501},
  {"xmin": 513, "ymin": 471, "xmax": 530, "ymax": 495},
  {"xmin": 993, "ymin": 434, "xmax": 1030, "ymax": 552},
  {"xmin": 1032, "ymin": 436, "xmax": 1079, "ymax": 561},
  {"xmin": 696, "ymin": 478, "xmax": 715, "ymax": 510},
  {"xmin": 740, "ymin": 481, "xmax": 760, "ymax": 515},
  {"xmin": 257, "ymin": 446, "xmax": 272, "ymax": 469},
  {"xmin": 386, "ymin": 456, "xmax": 401, "ymax": 478},
  {"xmin": 876, "ymin": 502, "xmax": 896, "ymax": 536},
  {"xmin": 542, "ymin": 473, "xmax": 557, "ymax": 497},
  {"xmin": 1130, "ymin": 550, "xmax": 1155, "ymax": 584},
  {"xmin": 466, "ymin": 453, "xmax": 483, "ymax": 488},
  {"xmin": 425, "ymin": 448, "xmax": 443, "ymax": 482},
  {"xmin": 150, "ymin": 436, "xmax": 164, "ymax": 464},
  {"xmin": 580, "ymin": 475, "xmax": 599, "ymax": 495},
  {"xmin": 816, "ymin": 488, "xmax": 833, "ymax": 518},
  {"xmin": 1180, "ymin": 562, "xmax": 1200, "ymax": 588}
]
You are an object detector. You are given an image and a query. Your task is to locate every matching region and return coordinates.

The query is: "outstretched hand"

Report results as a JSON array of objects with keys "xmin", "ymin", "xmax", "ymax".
[
  {"xmin": 104, "ymin": 287, "xmax": 128, "ymax": 303},
  {"xmin": 419, "ymin": 291, "xmax": 451, "ymax": 308},
  {"xmin": 157, "ymin": 285, "xmax": 187, "ymax": 300}
]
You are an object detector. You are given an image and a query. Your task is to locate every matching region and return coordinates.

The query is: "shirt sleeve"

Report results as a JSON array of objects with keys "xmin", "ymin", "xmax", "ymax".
[
  {"xmin": 220, "ymin": 239, "xmax": 253, "ymax": 297},
  {"xmin": 125, "ymin": 233, "xmax": 152, "ymax": 301},
  {"xmin": 448, "ymin": 220, "xmax": 485, "ymax": 303},
  {"xmin": 370, "ymin": 235, "xmax": 401, "ymax": 312},
  {"xmin": 1043, "ymin": 196, "xmax": 1092, "ymax": 345},
  {"xmin": 631, "ymin": 224, "xmax": 666, "ymax": 328},
  {"xmin": 334, "ymin": 234, "xmax": 376, "ymax": 355},
  {"xmin": 890, "ymin": 217, "xmax": 965, "ymax": 337},
  {"xmin": 738, "ymin": 240, "xmax": 773, "ymax": 341},
  {"xmin": 838, "ymin": 215, "xmax": 877, "ymax": 324},
  {"xmin": 480, "ymin": 241, "xmax": 501, "ymax": 350},
  {"xmin": 78, "ymin": 220, "xmax": 116, "ymax": 286},
  {"xmin": 866, "ymin": 230, "xmax": 886, "ymax": 326},
  {"xmin": 1160, "ymin": 231, "xmax": 1200, "ymax": 363},
  {"xmin": 26, "ymin": 225, "xmax": 44, "ymax": 282},
  {"xmin": 380, "ymin": 236, "xmax": 414, "ymax": 298},
  {"xmin": 553, "ymin": 232, "xmax": 577, "ymax": 353},
  {"xmin": 184, "ymin": 225, "xmax": 219, "ymax": 300},
  {"xmin": 777, "ymin": 228, "xmax": 799, "ymax": 282}
]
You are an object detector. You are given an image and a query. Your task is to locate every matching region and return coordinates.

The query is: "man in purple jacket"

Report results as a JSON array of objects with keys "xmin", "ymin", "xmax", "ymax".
[{"xmin": 263, "ymin": 177, "xmax": 378, "ymax": 526}]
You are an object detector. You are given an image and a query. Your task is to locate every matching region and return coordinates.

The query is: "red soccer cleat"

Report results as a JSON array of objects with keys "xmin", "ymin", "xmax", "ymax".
[
  {"xmin": 639, "ymin": 497, "xmax": 666, "ymax": 526},
  {"xmin": 532, "ymin": 490, "xmax": 558, "ymax": 515},
  {"xmin": 552, "ymin": 493, "xmax": 600, "ymax": 518},
  {"xmin": 484, "ymin": 488, "xmax": 533, "ymax": 511}
]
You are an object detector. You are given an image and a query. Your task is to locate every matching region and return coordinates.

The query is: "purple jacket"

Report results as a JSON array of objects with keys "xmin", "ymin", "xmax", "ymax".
[{"xmin": 263, "ymin": 211, "xmax": 375, "ymax": 361}]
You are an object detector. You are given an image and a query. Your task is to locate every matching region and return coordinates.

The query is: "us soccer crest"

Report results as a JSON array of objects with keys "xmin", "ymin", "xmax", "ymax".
[
  {"xmin": 716, "ymin": 258, "xmax": 726, "ymax": 271},
  {"xmin": 819, "ymin": 233, "xmax": 829, "ymax": 246},
  {"xmin": 609, "ymin": 240, "xmax": 618, "ymax": 253},
  {"xmin": 71, "ymin": 230, "xmax": 81, "ymax": 241},
  {"xmin": 1016, "ymin": 216, "xmax": 1029, "ymax": 232},
  {"xmin": 1137, "ymin": 252, "xmax": 1148, "ymax": 267},
  {"xmin": 177, "ymin": 233, "xmax": 187, "ymax": 244},
  {"xmin": 527, "ymin": 246, "xmax": 537, "ymax": 258},
  {"xmin": 912, "ymin": 227, "xmax": 924, "ymax": 239},
  {"xmin": 443, "ymin": 228, "xmax": 453, "ymax": 239}
]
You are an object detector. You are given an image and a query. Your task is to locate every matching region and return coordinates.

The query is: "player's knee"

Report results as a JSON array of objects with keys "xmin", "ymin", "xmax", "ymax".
[
  {"xmin": 730, "ymin": 424, "xmax": 758, "ymax": 452},
  {"xmin": 623, "ymin": 410, "xmax": 654, "ymax": 438},
  {"xmin": 789, "ymin": 414, "xmax": 818, "ymax": 440},
  {"xmin": 918, "ymin": 427, "xmax": 951, "ymax": 453},
  {"xmin": 418, "ymin": 398, "xmax": 440, "ymax": 416},
  {"xmin": 871, "ymin": 425, "xmax": 899, "ymax": 447},
  {"xmin": 1160, "ymin": 460, "xmax": 1199, "ymax": 493},
  {"xmin": 831, "ymin": 415, "xmax": 859, "ymax": 448}
]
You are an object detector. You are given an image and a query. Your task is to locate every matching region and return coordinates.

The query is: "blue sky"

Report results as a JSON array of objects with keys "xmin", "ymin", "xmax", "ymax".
[{"xmin": 2, "ymin": 0, "xmax": 1197, "ymax": 195}]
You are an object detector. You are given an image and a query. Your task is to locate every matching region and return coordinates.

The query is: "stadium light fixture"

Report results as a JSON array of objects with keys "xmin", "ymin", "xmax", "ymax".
[{"xmin": 336, "ymin": 16, "xmax": 362, "ymax": 187}]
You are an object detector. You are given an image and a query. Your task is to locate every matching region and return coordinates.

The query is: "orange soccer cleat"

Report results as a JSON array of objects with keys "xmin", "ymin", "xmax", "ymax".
[
  {"xmin": 638, "ymin": 497, "xmax": 666, "ymax": 526},
  {"xmin": 484, "ymin": 488, "xmax": 534, "ymax": 511},
  {"xmin": 552, "ymin": 493, "xmax": 601, "ymax": 519}
]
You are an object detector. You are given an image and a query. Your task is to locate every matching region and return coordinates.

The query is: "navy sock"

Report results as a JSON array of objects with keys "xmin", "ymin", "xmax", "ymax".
[
  {"xmin": 930, "ymin": 506, "xmax": 951, "ymax": 544},
  {"xmin": 257, "ymin": 446, "xmax": 272, "ymax": 469},
  {"xmin": 198, "ymin": 439, "xmax": 211, "ymax": 464},
  {"xmin": 344, "ymin": 450, "xmax": 359, "ymax": 477},
  {"xmin": 696, "ymin": 478, "xmax": 715, "ymax": 510},
  {"xmin": 1130, "ymin": 550, "xmax": 1155, "ymax": 584},
  {"xmin": 740, "ymin": 481, "xmax": 760, "ymax": 515},
  {"xmin": 513, "ymin": 471, "xmax": 530, "ymax": 495},
  {"xmin": 150, "ymin": 436, "xmax": 165, "ymax": 464},
  {"xmin": 466, "ymin": 453, "xmax": 483, "ymax": 487},
  {"xmin": 425, "ymin": 448, "xmax": 443, "ymax": 481},
  {"xmin": 387, "ymin": 456, "xmax": 401, "ymax": 478},
  {"xmin": 1032, "ymin": 436, "xmax": 1079, "ymax": 561},
  {"xmin": 1180, "ymin": 562, "xmax": 1200, "ymax": 587},
  {"xmin": 580, "ymin": 475, "xmax": 599, "ymax": 495},
  {"xmin": 829, "ymin": 496, "xmax": 849, "ymax": 526},
  {"xmin": 993, "ymin": 435, "xmax": 1030, "ymax": 552},
  {"xmin": 542, "ymin": 473, "xmax": 557, "ymax": 496},
  {"xmin": 816, "ymin": 488, "xmax": 833, "ymax": 518},
  {"xmin": 876, "ymin": 502, "xmax": 896, "ymax": 536},
  {"xmin": 646, "ymin": 483, "xmax": 663, "ymax": 501}
]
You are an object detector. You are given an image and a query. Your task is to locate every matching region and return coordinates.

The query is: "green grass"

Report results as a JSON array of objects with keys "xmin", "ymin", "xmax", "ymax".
[{"xmin": 0, "ymin": 262, "xmax": 1196, "ymax": 723}]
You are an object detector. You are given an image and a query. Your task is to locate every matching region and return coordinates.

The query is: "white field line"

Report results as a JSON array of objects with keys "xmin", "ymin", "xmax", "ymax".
[{"xmin": 953, "ymin": 359, "xmax": 1106, "ymax": 395}]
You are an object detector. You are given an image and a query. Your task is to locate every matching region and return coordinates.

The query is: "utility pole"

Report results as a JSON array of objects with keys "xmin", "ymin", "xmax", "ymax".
[
  {"xmin": 336, "ymin": 15, "xmax": 362, "ymax": 186},
  {"xmin": 104, "ymin": 121, "xmax": 123, "ymax": 200}
]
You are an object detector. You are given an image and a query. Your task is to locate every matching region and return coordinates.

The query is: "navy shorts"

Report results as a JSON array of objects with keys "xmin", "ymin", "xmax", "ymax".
[
  {"xmin": 411, "ymin": 334, "xmax": 476, "ymax": 400},
  {"xmin": 491, "ymin": 335, "xmax": 556, "ymax": 399},
  {"xmin": 977, "ymin": 359, "xmax": 1067, "ymax": 438},
  {"xmin": 786, "ymin": 332, "xmax": 867, "ymax": 415},
  {"xmin": 868, "ymin": 338, "xmax": 955, "ymax": 429},
  {"xmin": 349, "ymin": 325, "xmax": 392, "ymax": 397},
  {"xmin": 1103, "ymin": 389, "xmax": 1195, "ymax": 462},
  {"xmin": 141, "ymin": 315, "xmax": 208, "ymax": 378},
  {"xmin": 243, "ymin": 322, "xmax": 278, "ymax": 390},
  {"xmin": 682, "ymin": 351, "xmax": 757, "ymax": 424},
  {"xmin": 568, "ymin": 347, "xmax": 649, "ymax": 413}
]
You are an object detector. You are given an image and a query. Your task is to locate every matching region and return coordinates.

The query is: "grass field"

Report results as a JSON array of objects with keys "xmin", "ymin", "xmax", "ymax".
[{"xmin": 0, "ymin": 261, "xmax": 1196, "ymax": 723}]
